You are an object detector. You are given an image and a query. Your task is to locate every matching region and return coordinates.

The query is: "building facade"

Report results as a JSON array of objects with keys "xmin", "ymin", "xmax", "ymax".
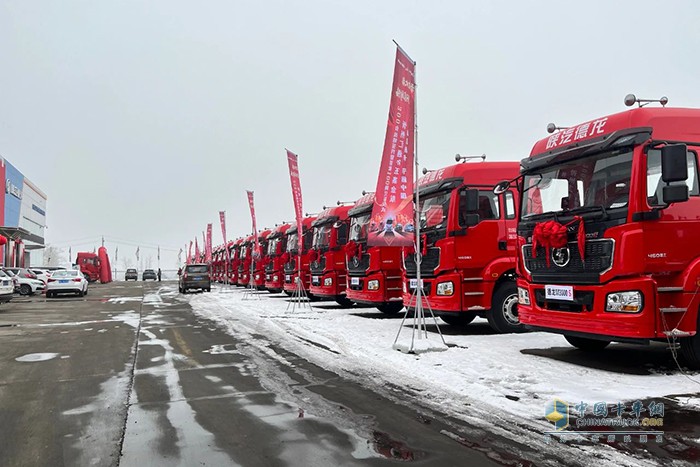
[{"xmin": 0, "ymin": 157, "xmax": 47, "ymax": 267}]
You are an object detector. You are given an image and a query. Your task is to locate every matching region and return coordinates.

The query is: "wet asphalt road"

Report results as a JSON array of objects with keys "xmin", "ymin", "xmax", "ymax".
[{"xmin": 0, "ymin": 281, "xmax": 510, "ymax": 467}]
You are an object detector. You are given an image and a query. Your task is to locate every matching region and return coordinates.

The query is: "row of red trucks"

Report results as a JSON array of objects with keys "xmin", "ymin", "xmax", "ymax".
[{"xmin": 207, "ymin": 101, "xmax": 700, "ymax": 368}]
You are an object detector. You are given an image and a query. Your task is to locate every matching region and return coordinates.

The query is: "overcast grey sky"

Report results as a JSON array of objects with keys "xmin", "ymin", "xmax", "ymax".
[{"xmin": 1, "ymin": 0, "xmax": 699, "ymax": 267}]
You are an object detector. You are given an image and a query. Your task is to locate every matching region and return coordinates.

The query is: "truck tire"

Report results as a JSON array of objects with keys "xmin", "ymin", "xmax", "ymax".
[
  {"xmin": 335, "ymin": 295, "xmax": 353, "ymax": 308},
  {"xmin": 77, "ymin": 290, "xmax": 84, "ymax": 297},
  {"xmin": 20, "ymin": 284, "xmax": 31, "ymax": 296},
  {"xmin": 565, "ymin": 335, "xmax": 611, "ymax": 351},
  {"xmin": 486, "ymin": 281, "xmax": 525, "ymax": 333},
  {"xmin": 440, "ymin": 313, "xmax": 476, "ymax": 326},
  {"xmin": 680, "ymin": 313, "xmax": 700, "ymax": 370},
  {"xmin": 377, "ymin": 302, "xmax": 404, "ymax": 314}
]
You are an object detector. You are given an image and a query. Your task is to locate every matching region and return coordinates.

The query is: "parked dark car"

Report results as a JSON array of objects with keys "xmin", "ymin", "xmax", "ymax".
[
  {"xmin": 142, "ymin": 269, "xmax": 157, "ymax": 281},
  {"xmin": 179, "ymin": 264, "xmax": 211, "ymax": 293},
  {"xmin": 125, "ymin": 268, "xmax": 138, "ymax": 281}
]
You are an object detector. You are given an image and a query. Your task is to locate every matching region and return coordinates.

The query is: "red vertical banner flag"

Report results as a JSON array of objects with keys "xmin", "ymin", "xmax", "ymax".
[
  {"xmin": 195, "ymin": 237, "xmax": 200, "ymax": 261},
  {"xmin": 219, "ymin": 211, "xmax": 230, "ymax": 263},
  {"xmin": 206, "ymin": 223, "xmax": 213, "ymax": 263},
  {"xmin": 246, "ymin": 190, "xmax": 260, "ymax": 256},
  {"xmin": 286, "ymin": 150, "xmax": 304, "ymax": 251},
  {"xmin": 188, "ymin": 241, "xmax": 192, "ymax": 264},
  {"xmin": 367, "ymin": 46, "xmax": 416, "ymax": 247}
]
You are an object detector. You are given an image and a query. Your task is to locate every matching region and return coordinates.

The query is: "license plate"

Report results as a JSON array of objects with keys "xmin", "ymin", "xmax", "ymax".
[
  {"xmin": 312, "ymin": 276, "xmax": 320, "ymax": 285},
  {"xmin": 2, "ymin": 280, "xmax": 8, "ymax": 286},
  {"xmin": 60, "ymin": 280, "xmax": 69, "ymax": 284},
  {"xmin": 194, "ymin": 277, "xmax": 202, "ymax": 281},
  {"xmin": 409, "ymin": 279, "xmax": 423, "ymax": 289},
  {"xmin": 545, "ymin": 285, "xmax": 574, "ymax": 301},
  {"xmin": 285, "ymin": 275, "xmax": 291, "ymax": 281},
  {"xmin": 350, "ymin": 277, "xmax": 360, "ymax": 286}
]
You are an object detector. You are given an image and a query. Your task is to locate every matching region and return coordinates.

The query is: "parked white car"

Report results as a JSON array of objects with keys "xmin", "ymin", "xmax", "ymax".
[
  {"xmin": 0, "ymin": 270, "xmax": 14, "ymax": 304},
  {"xmin": 46, "ymin": 269, "xmax": 88, "ymax": 298},
  {"xmin": 2, "ymin": 268, "xmax": 45, "ymax": 296},
  {"xmin": 29, "ymin": 268, "xmax": 52, "ymax": 285}
]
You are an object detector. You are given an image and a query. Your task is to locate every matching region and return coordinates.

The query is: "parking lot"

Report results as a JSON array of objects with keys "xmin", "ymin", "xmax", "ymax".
[{"xmin": 0, "ymin": 281, "xmax": 514, "ymax": 467}]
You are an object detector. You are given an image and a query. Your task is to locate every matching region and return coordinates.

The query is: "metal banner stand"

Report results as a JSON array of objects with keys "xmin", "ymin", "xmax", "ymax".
[
  {"xmin": 242, "ymin": 257, "xmax": 261, "ymax": 300},
  {"xmin": 287, "ymin": 254, "xmax": 311, "ymax": 312},
  {"xmin": 391, "ymin": 45, "xmax": 447, "ymax": 354}
]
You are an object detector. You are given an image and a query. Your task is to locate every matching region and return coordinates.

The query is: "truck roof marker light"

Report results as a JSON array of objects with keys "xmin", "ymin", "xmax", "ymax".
[
  {"xmin": 546, "ymin": 123, "xmax": 569, "ymax": 134},
  {"xmin": 455, "ymin": 153, "xmax": 486, "ymax": 163},
  {"xmin": 336, "ymin": 201, "xmax": 355, "ymax": 206},
  {"xmin": 422, "ymin": 167, "xmax": 433, "ymax": 175},
  {"xmin": 624, "ymin": 93, "xmax": 668, "ymax": 108},
  {"xmin": 361, "ymin": 190, "xmax": 374, "ymax": 196}
]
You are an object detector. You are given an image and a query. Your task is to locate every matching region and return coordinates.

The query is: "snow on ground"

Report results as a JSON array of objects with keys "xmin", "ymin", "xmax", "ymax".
[{"xmin": 186, "ymin": 286, "xmax": 700, "ymax": 466}]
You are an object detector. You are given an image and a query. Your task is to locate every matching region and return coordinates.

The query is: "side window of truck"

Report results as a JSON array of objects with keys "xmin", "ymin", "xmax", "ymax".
[
  {"xmin": 646, "ymin": 149, "xmax": 699, "ymax": 205},
  {"xmin": 477, "ymin": 191, "xmax": 499, "ymax": 220},
  {"xmin": 504, "ymin": 191, "xmax": 516, "ymax": 219}
]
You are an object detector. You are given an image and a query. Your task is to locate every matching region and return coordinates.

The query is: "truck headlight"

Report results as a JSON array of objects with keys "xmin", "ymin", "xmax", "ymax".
[
  {"xmin": 367, "ymin": 280, "xmax": 380, "ymax": 291},
  {"xmin": 518, "ymin": 287, "xmax": 530, "ymax": 305},
  {"xmin": 273, "ymin": 275, "xmax": 278, "ymax": 282},
  {"xmin": 436, "ymin": 281, "xmax": 454, "ymax": 296},
  {"xmin": 324, "ymin": 277, "xmax": 333, "ymax": 286},
  {"xmin": 606, "ymin": 291, "xmax": 642, "ymax": 313}
]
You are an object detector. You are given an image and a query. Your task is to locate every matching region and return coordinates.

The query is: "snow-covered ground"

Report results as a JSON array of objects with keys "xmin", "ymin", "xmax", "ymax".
[{"xmin": 188, "ymin": 286, "xmax": 700, "ymax": 466}]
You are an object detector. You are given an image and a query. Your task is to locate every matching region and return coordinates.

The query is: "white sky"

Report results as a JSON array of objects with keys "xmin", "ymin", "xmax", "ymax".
[{"xmin": 1, "ymin": 0, "xmax": 699, "ymax": 268}]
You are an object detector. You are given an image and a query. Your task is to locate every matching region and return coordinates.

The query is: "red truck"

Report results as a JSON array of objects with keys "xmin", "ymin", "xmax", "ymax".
[
  {"xmin": 309, "ymin": 205, "xmax": 353, "ymax": 306},
  {"xmin": 211, "ymin": 246, "xmax": 222, "ymax": 282},
  {"xmin": 75, "ymin": 252, "xmax": 101, "ymax": 283},
  {"xmin": 264, "ymin": 223, "xmax": 291, "ymax": 293},
  {"xmin": 228, "ymin": 239, "xmax": 242, "ymax": 285},
  {"xmin": 251, "ymin": 229, "xmax": 272, "ymax": 290},
  {"xmin": 237, "ymin": 234, "xmax": 255, "ymax": 287},
  {"xmin": 283, "ymin": 216, "xmax": 317, "ymax": 296},
  {"xmin": 345, "ymin": 192, "xmax": 405, "ymax": 314},
  {"xmin": 503, "ymin": 101, "xmax": 700, "ymax": 367},
  {"xmin": 402, "ymin": 160, "xmax": 522, "ymax": 332}
]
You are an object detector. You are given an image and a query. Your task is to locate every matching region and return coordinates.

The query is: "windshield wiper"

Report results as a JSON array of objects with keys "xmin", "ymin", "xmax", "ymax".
[{"xmin": 565, "ymin": 205, "xmax": 609, "ymax": 219}]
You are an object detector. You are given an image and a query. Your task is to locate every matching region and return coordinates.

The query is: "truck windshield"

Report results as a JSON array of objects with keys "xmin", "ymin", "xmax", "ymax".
[
  {"xmin": 267, "ymin": 238, "xmax": 280, "ymax": 255},
  {"xmin": 312, "ymin": 224, "xmax": 332, "ymax": 249},
  {"xmin": 522, "ymin": 149, "xmax": 633, "ymax": 219},
  {"xmin": 419, "ymin": 192, "xmax": 450, "ymax": 230},
  {"xmin": 349, "ymin": 213, "xmax": 370, "ymax": 242},
  {"xmin": 286, "ymin": 233, "xmax": 298, "ymax": 252}
]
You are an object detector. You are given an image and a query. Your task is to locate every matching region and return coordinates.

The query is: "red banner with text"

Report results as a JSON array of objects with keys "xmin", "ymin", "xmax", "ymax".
[
  {"xmin": 219, "ymin": 211, "xmax": 230, "ymax": 263},
  {"xmin": 246, "ymin": 190, "xmax": 260, "ymax": 256},
  {"xmin": 206, "ymin": 224, "xmax": 213, "ymax": 263},
  {"xmin": 194, "ymin": 237, "xmax": 200, "ymax": 261},
  {"xmin": 367, "ymin": 46, "xmax": 415, "ymax": 247},
  {"xmin": 286, "ymin": 150, "xmax": 304, "ymax": 251},
  {"xmin": 187, "ymin": 241, "xmax": 192, "ymax": 264}
]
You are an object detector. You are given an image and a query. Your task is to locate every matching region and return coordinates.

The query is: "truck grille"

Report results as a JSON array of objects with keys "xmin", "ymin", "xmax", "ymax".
[
  {"xmin": 265, "ymin": 262, "xmax": 274, "ymax": 273},
  {"xmin": 405, "ymin": 248, "xmax": 440, "ymax": 278},
  {"xmin": 347, "ymin": 253, "xmax": 370, "ymax": 276},
  {"xmin": 309, "ymin": 257, "xmax": 326, "ymax": 275},
  {"xmin": 523, "ymin": 239, "xmax": 614, "ymax": 284},
  {"xmin": 283, "ymin": 262, "xmax": 295, "ymax": 274}
]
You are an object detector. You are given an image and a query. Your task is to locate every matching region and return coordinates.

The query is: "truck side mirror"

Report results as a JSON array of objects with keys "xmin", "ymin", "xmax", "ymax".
[
  {"xmin": 493, "ymin": 181, "xmax": 510, "ymax": 195},
  {"xmin": 461, "ymin": 189, "xmax": 479, "ymax": 212},
  {"xmin": 661, "ymin": 144, "xmax": 688, "ymax": 182},
  {"xmin": 662, "ymin": 184, "xmax": 689, "ymax": 204}
]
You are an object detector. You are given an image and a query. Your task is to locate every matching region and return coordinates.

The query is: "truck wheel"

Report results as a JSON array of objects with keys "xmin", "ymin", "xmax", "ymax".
[
  {"xmin": 335, "ymin": 295, "xmax": 354, "ymax": 308},
  {"xmin": 441, "ymin": 314, "xmax": 476, "ymax": 326},
  {"xmin": 680, "ymin": 313, "xmax": 700, "ymax": 369},
  {"xmin": 20, "ymin": 284, "xmax": 31, "ymax": 296},
  {"xmin": 377, "ymin": 302, "xmax": 404, "ymax": 314},
  {"xmin": 565, "ymin": 335, "xmax": 611, "ymax": 351},
  {"xmin": 486, "ymin": 281, "xmax": 525, "ymax": 333},
  {"xmin": 77, "ymin": 290, "xmax": 84, "ymax": 297}
]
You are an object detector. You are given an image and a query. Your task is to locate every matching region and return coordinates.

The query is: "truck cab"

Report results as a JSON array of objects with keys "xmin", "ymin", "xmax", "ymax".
[
  {"xmin": 283, "ymin": 216, "xmax": 316, "ymax": 296},
  {"xmin": 228, "ymin": 239, "xmax": 242, "ymax": 285},
  {"xmin": 309, "ymin": 205, "xmax": 352, "ymax": 306},
  {"xmin": 512, "ymin": 105, "xmax": 700, "ymax": 367},
  {"xmin": 402, "ymin": 161, "xmax": 521, "ymax": 332},
  {"xmin": 75, "ymin": 252, "xmax": 100, "ymax": 283},
  {"xmin": 264, "ymin": 224, "xmax": 291, "ymax": 293},
  {"xmin": 346, "ymin": 192, "xmax": 405, "ymax": 314},
  {"xmin": 251, "ymin": 229, "xmax": 272, "ymax": 290},
  {"xmin": 237, "ymin": 234, "xmax": 255, "ymax": 287}
]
